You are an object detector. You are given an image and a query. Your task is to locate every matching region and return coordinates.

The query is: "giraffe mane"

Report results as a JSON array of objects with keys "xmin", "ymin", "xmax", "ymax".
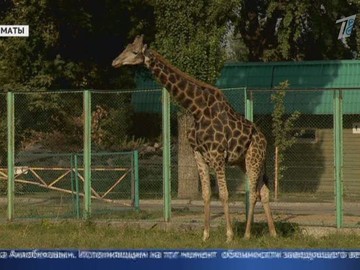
[{"xmin": 149, "ymin": 49, "xmax": 222, "ymax": 93}]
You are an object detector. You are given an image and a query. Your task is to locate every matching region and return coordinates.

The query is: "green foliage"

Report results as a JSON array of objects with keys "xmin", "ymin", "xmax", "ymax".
[
  {"xmin": 0, "ymin": 1, "xmax": 156, "ymax": 157},
  {"xmin": 153, "ymin": 0, "xmax": 238, "ymax": 84},
  {"xmin": 232, "ymin": 0, "xmax": 357, "ymax": 61},
  {"xmin": 91, "ymin": 102, "xmax": 135, "ymax": 151},
  {"xmin": 271, "ymin": 81, "xmax": 301, "ymax": 184},
  {"xmin": 0, "ymin": 1, "xmax": 58, "ymax": 92}
]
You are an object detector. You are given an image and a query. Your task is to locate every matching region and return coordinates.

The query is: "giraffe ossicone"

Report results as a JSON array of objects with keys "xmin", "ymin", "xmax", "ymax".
[{"xmin": 112, "ymin": 35, "xmax": 277, "ymax": 241}]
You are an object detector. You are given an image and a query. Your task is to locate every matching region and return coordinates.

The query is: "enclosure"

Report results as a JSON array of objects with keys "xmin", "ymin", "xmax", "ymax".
[
  {"xmin": 0, "ymin": 60, "xmax": 360, "ymax": 228},
  {"xmin": 0, "ymin": 84, "xmax": 359, "ymax": 229}
]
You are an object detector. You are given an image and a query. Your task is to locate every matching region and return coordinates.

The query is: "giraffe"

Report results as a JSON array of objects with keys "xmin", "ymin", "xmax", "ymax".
[{"xmin": 112, "ymin": 35, "xmax": 277, "ymax": 242}]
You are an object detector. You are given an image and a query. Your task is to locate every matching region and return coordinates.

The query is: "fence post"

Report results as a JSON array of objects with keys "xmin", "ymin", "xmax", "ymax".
[
  {"xmin": 244, "ymin": 88, "xmax": 253, "ymax": 222},
  {"xmin": 83, "ymin": 90, "xmax": 92, "ymax": 219},
  {"xmin": 133, "ymin": 150, "xmax": 140, "ymax": 211},
  {"xmin": 162, "ymin": 88, "xmax": 171, "ymax": 222},
  {"xmin": 7, "ymin": 91, "xmax": 15, "ymax": 221},
  {"xmin": 333, "ymin": 89, "xmax": 343, "ymax": 228}
]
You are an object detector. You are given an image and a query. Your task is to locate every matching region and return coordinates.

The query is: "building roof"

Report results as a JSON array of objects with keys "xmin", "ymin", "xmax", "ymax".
[{"xmin": 135, "ymin": 60, "xmax": 360, "ymax": 114}]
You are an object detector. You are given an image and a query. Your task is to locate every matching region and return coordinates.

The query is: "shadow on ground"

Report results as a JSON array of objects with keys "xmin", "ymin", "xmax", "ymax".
[{"xmin": 233, "ymin": 221, "xmax": 300, "ymax": 238}]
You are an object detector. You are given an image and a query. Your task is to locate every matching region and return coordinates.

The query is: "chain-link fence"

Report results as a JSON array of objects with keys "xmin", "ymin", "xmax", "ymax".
[
  {"xmin": 1, "ymin": 91, "xmax": 142, "ymax": 220},
  {"xmin": 1, "ymin": 88, "xmax": 359, "ymax": 228},
  {"xmin": 250, "ymin": 88, "xmax": 360, "ymax": 227}
]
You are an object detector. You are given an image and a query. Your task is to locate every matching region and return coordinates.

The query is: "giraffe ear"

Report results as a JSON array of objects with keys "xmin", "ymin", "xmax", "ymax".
[{"xmin": 142, "ymin": 44, "xmax": 148, "ymax": 53}]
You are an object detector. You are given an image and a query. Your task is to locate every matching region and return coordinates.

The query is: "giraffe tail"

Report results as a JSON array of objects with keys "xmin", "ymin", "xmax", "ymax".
[
  {"xmin": 263, "ymin": 173, "xmax": 270, "ymax": 188},
  {"xmin": 262, "ymin": 161, "xmax": 270, "ymax": 188}
]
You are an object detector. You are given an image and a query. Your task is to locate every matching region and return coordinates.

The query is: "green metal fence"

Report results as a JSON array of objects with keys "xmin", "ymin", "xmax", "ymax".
[
  {"xmin": 1, "ymin": 88, "xmax": 360, "ymax": 228},
  {"xmin": 1, "ymin": 91, "xmax": 140, "ymax": 221},
  {"xmin": 247, "ymin": 88, "xmax": 360, "ymax": 228}
]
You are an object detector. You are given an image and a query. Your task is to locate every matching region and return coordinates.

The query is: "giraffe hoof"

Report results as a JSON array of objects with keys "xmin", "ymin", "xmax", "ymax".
[
  {"xmin": 244, "ymin": 233, "xmax": 251, "ymax": 240},
  {"xmin": 270, "ymin": 231, "xmax": 277, "ymax": 238},
  {"xmin": 226, "ymin": 236, "xmax": 233, "ymax": 243},
  {"xmin": 226, "ymin": 232, "xmax": 234, "ymax": 243},
  {"xmin": 202, "ymin": 231, "xmax": 210, "ymax": 242}
]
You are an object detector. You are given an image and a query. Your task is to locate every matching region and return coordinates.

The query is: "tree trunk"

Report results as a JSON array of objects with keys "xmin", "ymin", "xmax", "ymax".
[{"xmin": 177, "ymin": 112, "xmax": 199, "ymax": 199}]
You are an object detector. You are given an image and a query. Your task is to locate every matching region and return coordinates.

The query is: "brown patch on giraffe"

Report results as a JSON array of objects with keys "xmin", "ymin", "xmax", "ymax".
[
  {"xmin": 159, "ymin": 73, "xmax": 167, "ymax": 83},
  {"xmin": 177, "ymin": 90, "xmax": 186, "ymax": 101},
  {"xmin": 169, "ymin": 74, "xmax": 176, "ymax": 84},
  {"xmin": 233, "ymin": 129, "xmax": 241, "ymax": 138},
  {"xmin": 177, "ymin": 78, "xmax": 188, "ymax": 90},
  {"xmin": 207, "ymin": 94, "xmax": 216, "ymax": 105},
  {"xmin": 189, "ymin": 104, "xmax": 198, "ymax": 113},
  {"xmin": 152, "ymin": 68, "xmax": 161, "ymax": 77},
  {"xmin": 158, "ymin": 62, "xmax": 165, "ymax": 70},
  {"xmin": 195, "ymin": 96, "xmax": 206, "ymax": 107},
  {"xmin": 182, "ymin": 97, "xmax": 193, "ymax": 108},
  {"xmin": 212, "ymin": 117, "xmax": 223, "ymax": 131},
  {"xmin": 203, "ymin": 107, "xmax": 211, "ymax": 118},
  {"xmin": 200, "ymin": 116, "xmax": 211, "ymax": 127},
  {"xmin": 215, "ymin": 132, "xmax": 224, "ymax": 142},
  {"xmin": 187, "ymin": 83, "xmax": 196, "ymax": 99},
  {"xmin": 194, "ymin": 87, "xmax": 202, "ymax": 97},
  {"xmin": 171, "ymin": 85, "xmax": 180, "ymax": 97},
  {"xmin": 166, "ymin": 82, "xmax": 175, "ymax": 92}
]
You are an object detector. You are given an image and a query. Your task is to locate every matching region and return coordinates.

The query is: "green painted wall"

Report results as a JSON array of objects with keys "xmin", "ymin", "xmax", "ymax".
[{"xmin": 135, "ymin": 60, "xmax": 360, "ymax": 114}]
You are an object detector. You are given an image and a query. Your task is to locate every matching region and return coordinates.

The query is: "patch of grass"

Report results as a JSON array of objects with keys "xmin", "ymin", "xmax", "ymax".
[
  {"xmin": 91, "ymin": 209, "xmax": 164, "ymax": 220},
  {"xmin": 0, "ymin": 221, "xmax": 360, "ymax": 249}
]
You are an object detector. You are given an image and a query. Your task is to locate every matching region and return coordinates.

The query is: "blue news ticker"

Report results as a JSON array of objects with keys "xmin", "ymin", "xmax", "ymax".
[{"xmin": 0, "ymin": 249, "xmax": 359, "ymax": 270}]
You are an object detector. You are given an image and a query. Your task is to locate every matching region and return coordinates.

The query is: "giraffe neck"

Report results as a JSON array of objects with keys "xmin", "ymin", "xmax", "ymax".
[{"xmin": 143, "ymin": 49, "xmax": 224, "ymax": 118}]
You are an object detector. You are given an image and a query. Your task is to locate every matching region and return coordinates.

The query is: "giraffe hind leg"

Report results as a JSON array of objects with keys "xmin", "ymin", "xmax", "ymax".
[
  {"xmin": 259, "ymin": 175, "xmax": 277, "ymax": 237},
  {"xmin": 244, "ymin": 169, "xmax": 258, "ymax": 240},
  {"xmin": 244, "ymin": 169, "xmax": 277, "ymax": 239},
  {"xmin": 243, "ymin": 139, "xmax": 277, "ymax": 239},
  {"xmin": 193, "ymin": 151, "xmax": 211, "ymax": 241}
]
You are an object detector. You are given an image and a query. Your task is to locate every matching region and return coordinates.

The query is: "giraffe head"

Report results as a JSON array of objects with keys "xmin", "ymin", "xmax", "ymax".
[{"xmin": 112, "ymin": 35, "xmax": 147, "ymax": 68}]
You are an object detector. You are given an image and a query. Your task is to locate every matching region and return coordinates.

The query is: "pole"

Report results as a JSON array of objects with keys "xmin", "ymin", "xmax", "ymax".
[
  {"xmin": 7, "ymin": 92, "xmax": 15, "ymax": 221},
  {"xmin": 83, "ymin": 90, "xmax": 92, "ymax": 219},
  {"xmin": 333, "ymin": 89, "xmax": 343, "ymax": 228},
  {"xmin": 133, "ymin": 150, "xmax": 140, "ymax": 211},
  {"xmin": 162, "ymin": 88, "xmax": 171, "ymax": 221},
  {"xmin": 244, "ymin": 88, "xmax": 253, "ymax": 222}
]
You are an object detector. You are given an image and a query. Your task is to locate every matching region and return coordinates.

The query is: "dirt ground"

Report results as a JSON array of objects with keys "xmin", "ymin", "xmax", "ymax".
[
  {"xmin": 141, "ymin": 199, "xmax": 360, "ymax": 225},
  {"xmin": 1, "ymin": 197, "xmax": 359, "ymax": 236}
]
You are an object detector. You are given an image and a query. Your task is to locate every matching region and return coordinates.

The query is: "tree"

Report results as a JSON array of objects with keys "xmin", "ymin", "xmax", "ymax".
[
  {"xmin": 230, "ymin": 0, "xmax": 357, "ymax": 61},
  {"xmin": 152, "ymin": 0, "xmax": 238, "ymax": 198},
  {"xmin": 271, "ymin": 81, "xmax": 300, "ymax": 199},
  {"xmin": 0, "ymin": 1, "xmax": 156, "ymax": 161}
]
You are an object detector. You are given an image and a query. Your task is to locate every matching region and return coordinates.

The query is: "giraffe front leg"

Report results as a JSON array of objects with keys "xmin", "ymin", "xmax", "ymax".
[
  {"xmin": 194, "ymin": 151, "xmax": 211, "ymax": 241},
  {"xmin": 244, "ymin": 153, "xmax": 260, "ymax": 240},
  {"xmin": 215, "ymin": 164, "xmax": 233, "ymax": 243}
]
